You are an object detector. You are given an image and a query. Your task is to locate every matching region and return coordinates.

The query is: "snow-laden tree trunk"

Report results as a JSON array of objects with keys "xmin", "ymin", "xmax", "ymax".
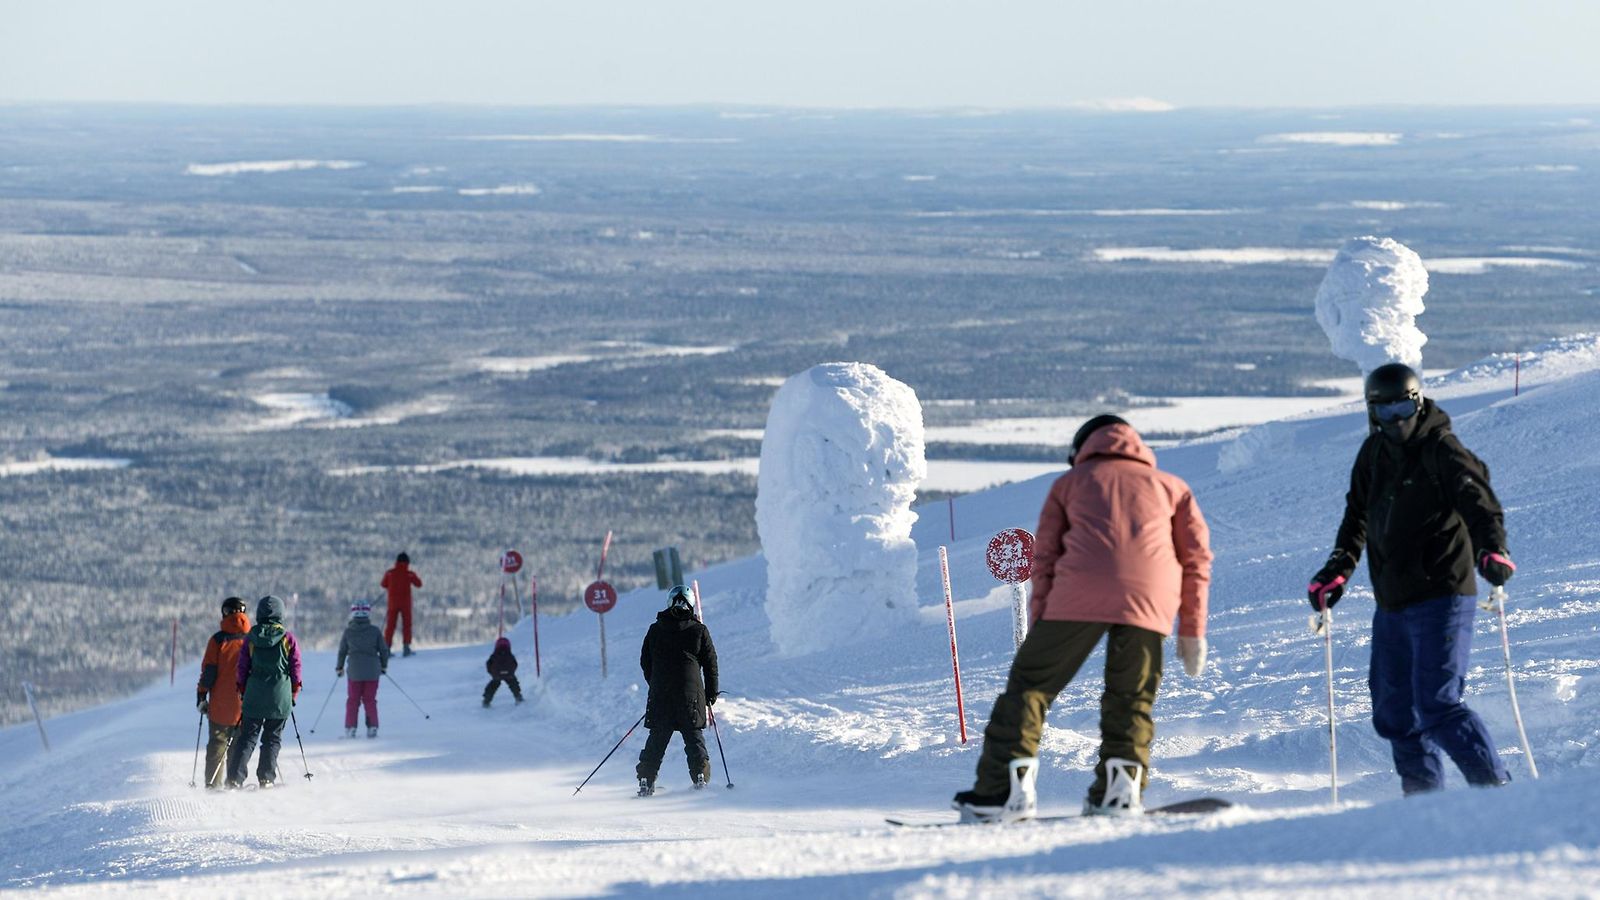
[{"xmin": 756, "ymin": 363, "xmax": 926, "ymax": 657}]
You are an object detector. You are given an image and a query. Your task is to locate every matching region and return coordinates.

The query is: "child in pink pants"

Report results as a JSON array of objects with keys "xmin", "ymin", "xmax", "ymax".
[{"xmin": 336, "ymin": 601, "xmax": 391, "ymax": 738}]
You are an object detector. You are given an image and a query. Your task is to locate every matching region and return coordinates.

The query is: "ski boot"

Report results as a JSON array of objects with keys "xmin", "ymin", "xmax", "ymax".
[
  {"xmin": 1000, "ymin": 757, "xmax": 1039, "ymax": 823},
  {"xmin": 514, "ymin": 695, "xmax": 525, "ymax": 704},
  {"xmin": 345, "ymin": 726, "xmax": 358, "ymax": 738},
  {"xmin": 637, "ymin": 777, "xmax": 655, "ymax": 797},
  {"xmin": 403, "ymin": 644, "xmax": 414, "ymax": 658},
  {"xmin": 1083, "ymin": 758, "xmax": 1144, "ymax": 817},
  {"xmin": 367, "ymin": 726, "xmax": 378, "ymax": 739},
  {"xmin": 694, "ymin": 774, "xmax": 708, "ymax": 790},
  {"xmin": 258, "ymin": 778, "xmax": 276, "ymax": 790}
]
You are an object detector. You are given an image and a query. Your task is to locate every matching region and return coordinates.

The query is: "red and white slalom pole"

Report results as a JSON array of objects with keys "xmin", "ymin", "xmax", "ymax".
[
  {"xmin": 692, "ymin": 579, "xmax": 705, "ymax": 622},
  {"xmin": 938, "ymin": 546, "xmax": 968, "ymax": 744}
]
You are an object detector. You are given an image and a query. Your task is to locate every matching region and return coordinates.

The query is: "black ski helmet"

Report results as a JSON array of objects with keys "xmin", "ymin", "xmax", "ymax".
[
  {"xmin": 1365, "ymin": 363, "xmax": 1422, "ymax": 406},
  {"xmin": 396, "ymin": 552, "xmax": 410, "ymax": 565},
  {"xmin": 1069, "ymin": 414, "xmax": 1130, "ymax": 465},
  {"xmin": 1365, "ymin": 362, "xmax": 1424, "ymax": 443},
  {"xmin": 221, "ymin": 596, "xmax": 247, "ymax": 616}
]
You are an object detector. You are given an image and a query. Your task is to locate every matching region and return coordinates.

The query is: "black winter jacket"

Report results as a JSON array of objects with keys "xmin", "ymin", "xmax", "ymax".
[
  {"xmin": 1326, "ymin": 400, "xmax": 1507, "ymax": 609},
  {"xmin": 486, "ymin": 647, "xmax": 518, "ymax": 678},
  {"xmin": 640, "ymin": 607, "xmax": 719, "ymax": 731}
]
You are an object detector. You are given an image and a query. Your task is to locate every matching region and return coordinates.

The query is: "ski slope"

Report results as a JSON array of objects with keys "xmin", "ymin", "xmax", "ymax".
[{"xmin": 4, "ymin": 337, "xmax": 1600, "ymax": 898}]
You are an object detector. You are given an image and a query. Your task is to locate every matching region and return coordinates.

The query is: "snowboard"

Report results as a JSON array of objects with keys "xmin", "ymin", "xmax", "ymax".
[{"xmin": 886, "ymin": 797, "xmax": 1232, "ymax": 828}]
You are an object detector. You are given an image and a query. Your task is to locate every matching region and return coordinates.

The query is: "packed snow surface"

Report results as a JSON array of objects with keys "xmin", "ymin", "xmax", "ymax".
[
  {"xmin": 757, "ymin": 363, "xmax": 926, "ymax": 657},
  {"xmin": 1314, "ymin": 236, "xmax": 1431, "ymax": 374},
  {"xmin": 6, "ymin": 340, "xmax": 1600, "ymax": 897}
]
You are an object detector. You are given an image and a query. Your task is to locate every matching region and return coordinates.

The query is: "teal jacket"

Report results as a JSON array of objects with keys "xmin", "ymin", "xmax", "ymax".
[{"xmin": 237, "ymin": 596, "xmax": 303, "ymax": 720}]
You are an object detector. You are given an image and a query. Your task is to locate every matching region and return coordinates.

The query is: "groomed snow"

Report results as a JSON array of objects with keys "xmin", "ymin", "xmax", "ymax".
[
  {"xmin": 184, "ymin": 160, "xmax": 364, "ymax": 176},
  {"xmin": 5, "ymin": 339, "xmax": 1600, "ymax": 897}
]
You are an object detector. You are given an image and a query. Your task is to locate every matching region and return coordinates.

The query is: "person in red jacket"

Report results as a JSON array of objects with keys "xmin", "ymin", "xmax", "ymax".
[
  {"xmin": 953, "ymin": 415, "xmax": 1213, "ymax": 822},
  {"xmin": 381, "ymin": 552, "xmax": 422, "ymax": 656}
]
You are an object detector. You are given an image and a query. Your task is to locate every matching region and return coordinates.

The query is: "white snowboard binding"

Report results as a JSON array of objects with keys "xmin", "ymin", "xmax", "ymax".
[
  {"xmin": 1000, "ymin": 757, "xmax": 1039, "ymax": 823},
  {"xmin": 1084, "ymin": 757, "xmax": 1144, "ymax": 817}
]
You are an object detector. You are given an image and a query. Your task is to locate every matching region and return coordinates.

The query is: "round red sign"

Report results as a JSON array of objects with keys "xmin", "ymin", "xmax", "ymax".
[
  {"xmin": 986, "ymin": 528, "xmax": 1036, "ymax": 584},
  {"xmin": 501, "ymin": 550, "xmax": 523, "ymax": 574},
  {"xmin": 584, "ymin": 580, "xmax": 618, "ymax": 614}
]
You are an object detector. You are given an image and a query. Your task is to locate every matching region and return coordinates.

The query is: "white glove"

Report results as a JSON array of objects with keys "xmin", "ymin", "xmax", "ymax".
[{"xmin": 1177, "ymin": 636, "xmax": 1207, "ymax": 677}]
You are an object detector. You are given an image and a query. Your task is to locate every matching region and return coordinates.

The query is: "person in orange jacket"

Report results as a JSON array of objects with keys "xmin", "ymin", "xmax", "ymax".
[
  {"xmin": 381, "ymin": 552, "xmax": 422, "ymax": 656},
  {"xmin": 196, "ymin": 596, "xmax": 250, "ymax": 790}
]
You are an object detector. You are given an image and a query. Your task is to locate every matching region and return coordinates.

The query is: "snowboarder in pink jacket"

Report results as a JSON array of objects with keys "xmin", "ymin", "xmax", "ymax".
[{"xmin": 954, "ymin": 416, "xmax": 1213, "ymax": 822}]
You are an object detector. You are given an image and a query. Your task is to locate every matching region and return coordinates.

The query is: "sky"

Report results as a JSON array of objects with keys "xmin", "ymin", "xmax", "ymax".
[{"xmin": 3, "ymin": 0, "xmax": 1599, "ymax": 109}]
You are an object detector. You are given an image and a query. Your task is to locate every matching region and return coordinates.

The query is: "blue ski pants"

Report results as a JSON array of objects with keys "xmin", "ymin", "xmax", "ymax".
[{"xmin": 1369, "ymin": 595, "xmax": 1509, "ymax": 794}]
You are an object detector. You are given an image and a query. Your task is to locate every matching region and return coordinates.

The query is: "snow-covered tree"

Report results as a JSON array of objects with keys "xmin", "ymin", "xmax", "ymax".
[
  {"xmin": 756, "ymin": 363, "xmax": 925, "ymax": 657},
  {"xmin": 1314, "ymin": 236, "xmax": 1430, "ymax": 374}
]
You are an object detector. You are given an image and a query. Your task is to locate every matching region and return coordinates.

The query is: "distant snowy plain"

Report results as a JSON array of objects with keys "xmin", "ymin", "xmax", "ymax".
[{"xmin": 3, "ymin": 338, "xmax": 1599, "ymax": 897}]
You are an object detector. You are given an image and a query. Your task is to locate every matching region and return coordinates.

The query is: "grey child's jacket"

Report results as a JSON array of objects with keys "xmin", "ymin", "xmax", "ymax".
[{"xmin": 337, "ymin": 617, "xmax": 391, "ymax": 681}]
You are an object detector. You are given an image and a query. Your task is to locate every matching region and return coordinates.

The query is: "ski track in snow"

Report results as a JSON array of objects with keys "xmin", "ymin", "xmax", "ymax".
[{"xmin": 4, "ymin": 341, "xmax": 1600, "ymax": 896}]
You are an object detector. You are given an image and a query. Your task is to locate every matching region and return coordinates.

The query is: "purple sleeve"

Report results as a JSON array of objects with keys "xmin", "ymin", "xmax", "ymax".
[
  {"xmin": 287, "ymin": 633, "xmax": 304, "ymax": 685},
  {"xmin": 236, "ymin": 639, "xmax": 252, "ymax": 688}
]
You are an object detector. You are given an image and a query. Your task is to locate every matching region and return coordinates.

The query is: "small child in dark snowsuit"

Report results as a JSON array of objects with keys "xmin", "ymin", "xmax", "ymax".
[{"xmin": 483, "ymin": 637, "xmax": 523, "ymax": 707}]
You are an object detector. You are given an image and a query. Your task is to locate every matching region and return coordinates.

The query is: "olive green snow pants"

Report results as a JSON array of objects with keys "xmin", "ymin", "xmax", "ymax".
[
  {"xmin": 972, "ymin": 620, "xmax": 1163, "ymax": 803},
  {"xmin": 204, "ymin": 723, "xmax": 236, "ymax": 789}
]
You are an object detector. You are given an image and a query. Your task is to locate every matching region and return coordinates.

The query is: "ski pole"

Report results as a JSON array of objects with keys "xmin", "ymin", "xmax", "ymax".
[
  {"xmin": 309, "ymin": 676, "xmax": 342, "ymax": 733},
  {"xmin": 189, "ymin": 710, "xmax": 205, "ymax": 788},
  {"xmin": 574, "ymin": 714, "xmax": 644, "ymax": 795},
  {"xmin": 1310, "ymin": 602, "xmax": 1339, "ymax": 804},
  {"xmin": 708, "ymin": 705, "xmax": 734, "ymax": 790},
  {"xmin": 289, "ymin": 709, "xmax": 313, "ymax": 781},
  {"xmin": 384, "ymin": 672, "xmax": 432, "ymax": 719},
  {"xmin": 1487, "ymin": 585, "xmax": 1539, "ymax": 779}
]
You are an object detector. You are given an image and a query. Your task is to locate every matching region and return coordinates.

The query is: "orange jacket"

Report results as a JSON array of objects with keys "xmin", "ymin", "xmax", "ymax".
[
  {"xmin": 197, "ymin": 611, "xmax": 251, "ymax": 725},
  {"xmin": 1030, "ymin": 423, "xmax": 1212, "ymax": 637},
  {"xmin": 382, "ymin": 562, "xmax": 421, "ymax": 608}
]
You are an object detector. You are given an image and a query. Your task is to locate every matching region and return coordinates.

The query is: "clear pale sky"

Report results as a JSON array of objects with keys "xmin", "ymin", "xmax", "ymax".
[{"xmin": 4, "ymin": 0, "xmax": 1598, "ymax": 108}]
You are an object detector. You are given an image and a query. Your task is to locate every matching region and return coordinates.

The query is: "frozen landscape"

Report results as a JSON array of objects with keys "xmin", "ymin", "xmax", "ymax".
[{"xmin": 4, "ymin": 333, "xmax": 1598, "ymax": 897}]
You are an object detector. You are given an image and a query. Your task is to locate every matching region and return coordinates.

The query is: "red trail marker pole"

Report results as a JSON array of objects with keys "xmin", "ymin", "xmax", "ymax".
[
  {"xmin": 938, "ymin": 546, "xmax": 968, "ymax": 743},
  {"xmin": 530, "ymin": 575, "xmax": 541, "ymax": 677}
]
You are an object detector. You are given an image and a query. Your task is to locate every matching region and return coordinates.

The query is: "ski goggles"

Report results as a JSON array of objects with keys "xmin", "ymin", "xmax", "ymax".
[{"xmin": 1370, "ymin": 397, "xmax": 1419, "ymax": 422}]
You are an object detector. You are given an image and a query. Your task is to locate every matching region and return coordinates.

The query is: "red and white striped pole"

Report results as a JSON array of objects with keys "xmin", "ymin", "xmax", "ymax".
[
  {"xmin": 938, "ymin": 546, "xmax": 968, "ymax": 743},
  {"xmin": 692, "ymin": 579, "xmax": 705, "ymax": 621},
  {"xmin": 169, "ymin": 618, "xmax": 178, "ymax": 685},
  {"xmin": 498, "ymin": 580, "xmax": 506, "ymax": 638},
  {"xmin": 597, "ymin": 530, "xmax": 613, "ymax": 581}
]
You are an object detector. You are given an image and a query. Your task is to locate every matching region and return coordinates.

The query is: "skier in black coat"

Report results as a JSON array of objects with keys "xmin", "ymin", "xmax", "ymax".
[
  {"xmin": 1308, "ymin": 363, "xmax": 1514, "ymax": 794},
  {"xmin": 636, "ymin": 585, "xmax": 719, "ymax": 795}
]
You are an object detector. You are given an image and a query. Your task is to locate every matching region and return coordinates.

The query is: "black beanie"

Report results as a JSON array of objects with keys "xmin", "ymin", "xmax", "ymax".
[{"xmin": 1069, "ymin": 414, "xmax": 1130, "ymax": 465}]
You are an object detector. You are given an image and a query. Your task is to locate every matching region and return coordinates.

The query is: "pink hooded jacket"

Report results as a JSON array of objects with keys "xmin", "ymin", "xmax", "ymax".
[{"xmin": 1030, "ymin": 423, "xmax": 1212, "ymax": 637}]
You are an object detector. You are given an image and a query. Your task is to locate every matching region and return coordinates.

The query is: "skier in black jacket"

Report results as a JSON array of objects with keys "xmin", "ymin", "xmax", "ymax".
[
  {"xmin": 636, "ymin": 585, "xmax": 719, "ymax": 795},
  {"xmin": 1308, "ymin": 363, "xmax": 1515, "ymax": 794}
]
